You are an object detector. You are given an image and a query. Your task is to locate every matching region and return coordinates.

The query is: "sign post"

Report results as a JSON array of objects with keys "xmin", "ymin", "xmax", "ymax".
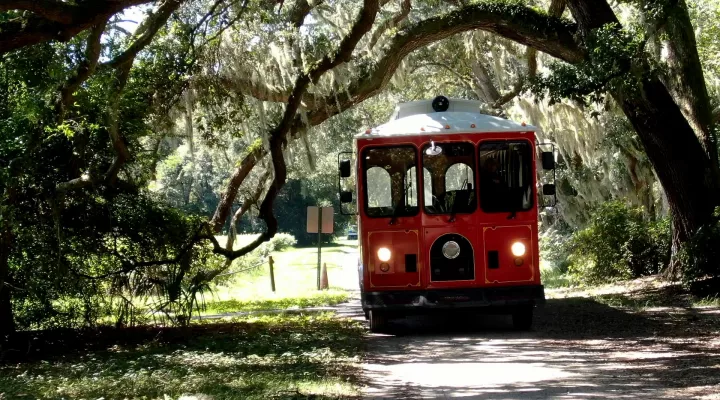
[
  {"xmin": 316, "ymin": 209, "xmax": 322, "ymax": 289},
  {"xmin": 307, "ymin": 206, "xmax": 334, "ymax": 290}
]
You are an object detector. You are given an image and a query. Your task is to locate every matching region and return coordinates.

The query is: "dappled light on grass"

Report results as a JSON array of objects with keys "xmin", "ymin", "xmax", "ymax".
[{"xmin": 0, "ymin": 314, "xmax": 363, "ymax": 400}]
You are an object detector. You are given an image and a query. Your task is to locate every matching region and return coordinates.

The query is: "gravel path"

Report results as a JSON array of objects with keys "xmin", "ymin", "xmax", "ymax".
[{"xmin": 356, "ymin": 291, "xmax": 720, "ymax": 399}]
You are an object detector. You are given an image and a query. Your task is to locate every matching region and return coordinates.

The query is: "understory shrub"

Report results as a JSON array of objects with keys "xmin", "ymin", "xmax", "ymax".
[
  {"xmin": 251, "ymin": 232, "xmax": 298, "ymax": 260},
  {"xmin": 540, "ymin": 230, "xmax": 573, "ymax": 273},
  {"xmin": 565, "ymin": 201, "xmax": 670, "ymax": 285},
  {"xmin": 268, "ymin": 233, "xmax": 297, "ymax": 251},
  {"xmin": 677, "ymin": 207, "xmax": 720, "ymax": 285}
]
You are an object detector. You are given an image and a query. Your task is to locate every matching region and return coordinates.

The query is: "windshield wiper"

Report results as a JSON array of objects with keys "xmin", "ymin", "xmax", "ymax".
[
  {"xmin": 448, "ymin": 201, "xmax": 457, "ymax": 223},
  {"xmin": 389, "ymin": 203, "xmax": 403, "ymax": 225}
]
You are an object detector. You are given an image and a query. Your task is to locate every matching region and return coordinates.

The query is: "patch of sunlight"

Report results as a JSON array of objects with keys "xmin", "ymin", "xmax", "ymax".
[{"xmin": 364, "ymin": 362, "xmax": 577, "ymax": 387}]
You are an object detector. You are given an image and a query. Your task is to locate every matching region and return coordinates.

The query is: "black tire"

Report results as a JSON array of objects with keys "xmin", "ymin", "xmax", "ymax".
[
  {"xmin": 369, "ymin": 310, "xmax": 388, "ymax": 333},
  {"xmin": 512, "ymin": 306, "xmax": 534, "ymax": 330}
]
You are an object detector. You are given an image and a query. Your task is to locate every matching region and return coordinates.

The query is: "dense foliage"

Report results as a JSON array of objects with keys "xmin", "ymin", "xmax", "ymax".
[
  {"xmin": 566, "ymin": 201, "xmax": 671, "ymax": 285},
  {"xmin": 541, "ymin": 201, "xmax": 672, "ymax": 286}
]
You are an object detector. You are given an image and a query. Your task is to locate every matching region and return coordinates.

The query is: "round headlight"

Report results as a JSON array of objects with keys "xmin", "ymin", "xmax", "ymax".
[
  {"xmin": 377, "ymin": 247, "xmax": 391, "ymax": 262},
  {"xmin": 511, "ymin": 242, "xmax": 526, "ymax": 257},
  {"xmin": 442, "ymin": 241, "xmax": 461, "ymax": 259},
  {"xmin": 379, "ymin": 262, "xmax": 391, "ymax": 272}
]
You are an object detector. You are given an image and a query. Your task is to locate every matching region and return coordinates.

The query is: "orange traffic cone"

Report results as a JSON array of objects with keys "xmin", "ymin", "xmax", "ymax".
[{"xmin": 320, "ymin": 263, "xmax": 329, "ymax": 290}]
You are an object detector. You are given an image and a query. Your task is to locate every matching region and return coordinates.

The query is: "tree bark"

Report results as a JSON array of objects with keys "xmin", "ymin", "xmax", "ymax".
[
  {"xmin": 614, "ymin": 79, "xmax": 717, "ymax": 260},
  {"xmin": 657, "ymin": 0, "xmax": 719, "ymax": 171}
]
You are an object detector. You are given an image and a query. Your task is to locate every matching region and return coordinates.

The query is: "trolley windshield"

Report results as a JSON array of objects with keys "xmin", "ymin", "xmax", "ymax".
[
  {"xmin": 422, "ymin": 142, "xmax": 477, "ymax": 215},
  {"xmin": 362, "ymin": 146, "xmax": 419, "ymax": 218}
]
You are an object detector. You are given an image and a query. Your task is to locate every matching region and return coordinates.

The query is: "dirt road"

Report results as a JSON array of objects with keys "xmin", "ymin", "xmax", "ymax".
[{"xmin": 359, "ymin": 296, "xmax": 720, "ymax": 399}]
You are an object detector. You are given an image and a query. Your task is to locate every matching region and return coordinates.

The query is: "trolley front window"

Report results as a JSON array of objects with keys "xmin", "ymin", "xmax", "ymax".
[
  {"xmin": 422, "ymin": 142, "xmax": 477, "ymax": 215},
  {"xmin": 362, "ymin": 146, "xmax": 419, "ymax": 218},
  {"xmin": 479, "ymin": 141, "xmax": 533, "ymax": 213}
]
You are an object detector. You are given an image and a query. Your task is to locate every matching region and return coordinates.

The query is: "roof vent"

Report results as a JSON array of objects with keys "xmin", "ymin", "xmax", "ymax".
[{"xmin": 431, "ymin": 95, "xmax": 450, "ymax": 112}]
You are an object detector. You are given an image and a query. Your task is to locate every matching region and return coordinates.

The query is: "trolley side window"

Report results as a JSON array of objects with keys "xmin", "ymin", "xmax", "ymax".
[
  {"xmin": 422, "ymin": 142, "xmax": 477, "ymax": 215},
  {"xmin": 478, "ymin": 141, "xmax": 533, "ymax": 213},
  {"xmin": 362, "ymin": 146, "xmax": 419, "ymax": 218}
]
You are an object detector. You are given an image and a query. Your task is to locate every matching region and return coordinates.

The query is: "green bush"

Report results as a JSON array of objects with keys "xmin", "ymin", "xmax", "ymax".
[
  {"xmin": 249, "ymin": 233, "xmax": 298, "ymax": 261},
  {"xmin": 268, "ymin": 233, "xmax": 297, "ymax": 251},
  {"xmin": 677, "ymin": 207, "xmax": 720, "ymax": 284},
  {"xmin": 566, "ymin": 201, "xmax": 670, "ymax": 285}
]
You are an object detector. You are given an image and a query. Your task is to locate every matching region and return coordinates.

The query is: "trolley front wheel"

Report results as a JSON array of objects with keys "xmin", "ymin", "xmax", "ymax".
[
  {"xmin": 512, "ymin": 306, "xmax": 534, "ymax": 331},
  {"xmin": 369, "ymin": 310, "xmax": 388, "ymax": 333}
]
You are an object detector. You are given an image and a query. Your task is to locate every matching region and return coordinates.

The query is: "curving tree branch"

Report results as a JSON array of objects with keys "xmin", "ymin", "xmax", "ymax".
[
  {"xmin": 56, "ymin": 1, "xmax": 182, "ymax": 193},
  {"xmin": 103, "ymin": 0, "xmax": 184, "ymax": 68},
  {"xmin": 368, "ymin": 0, "xmax": 412, "ymax": 49},
  {"xmin": 0, "ymin": 0, "xmax": 154, "ymax": 54},
  {"xmin": 224, "ymin": 167, "xmax": 272, "ymax": 256},
  {"xmin": 302, "ymin": 1, "xmax": 581, "ymax": 128},
  {"xmin": 57, "ymin": 20, "xmax": 108, "ymax": 114},
  {"xmin": 207, "ymin": 0, "xmax": 381, "ymax": 260},
  {"xmin": 490, "ymin": 0, "xmax": 564, "ymax": 109},
  {"xmin": 287, "ymin": 0, "xmax": 323, "ymax": 28},
  {"xmin": 210, "ymin": 145, "xmax": 267, "ymax": 232}
]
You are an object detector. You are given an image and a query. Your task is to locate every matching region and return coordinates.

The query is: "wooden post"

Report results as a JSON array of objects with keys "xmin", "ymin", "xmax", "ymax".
[
  {"xmin": 269, "ymin": 255, "xmax": 276, "ymax": 292},
  {"xmin": 317, "ymin": 209, "xmax": 322, "ymax": 290}
]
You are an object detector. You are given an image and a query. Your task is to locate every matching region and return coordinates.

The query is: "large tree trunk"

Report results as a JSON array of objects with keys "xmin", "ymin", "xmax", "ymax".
[
  {"xmin": 567, "ymin": 0, "xmax": 720, "ymax": 276},
  {"xmin": 0, "ymin": 225, "xmax": 15, "ymax": 336},
  {"xmin": 614, "ymin": 79, "xmax": 718, "ymax": 269},
  {"xmin": 658, "ymin": 0, "xmax": 719, "ymax": 171}
]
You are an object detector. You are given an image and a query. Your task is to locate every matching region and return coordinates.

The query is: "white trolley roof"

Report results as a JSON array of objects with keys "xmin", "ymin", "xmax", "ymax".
[{"xmin": 356, "ymin": 98, "xmax": 536, "ymax": 138}]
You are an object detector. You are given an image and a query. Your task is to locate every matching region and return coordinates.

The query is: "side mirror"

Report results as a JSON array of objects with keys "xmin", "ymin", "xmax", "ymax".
[
  {"xmin": 541, "ymin": 152, "xmax": 555, "ymax": 170},
  {"xmin": 340, "ymin": 191, "xmax": 353, "ymax": 203},
  {"xmin": 542, "ymin": 184, "xmax": 556, "ymax": 196},
  {"xmin": 339, "ymin": 160, "xmax": 351, "ymax": 178}
]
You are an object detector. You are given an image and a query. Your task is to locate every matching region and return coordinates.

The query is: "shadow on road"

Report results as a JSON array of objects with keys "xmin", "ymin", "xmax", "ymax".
[{"xmin": 362, "ymin": 297, "xmax": 720, "ymax": 399}]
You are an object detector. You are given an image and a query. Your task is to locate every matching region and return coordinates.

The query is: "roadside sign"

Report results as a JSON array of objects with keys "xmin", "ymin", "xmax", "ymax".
[
  {"xmin": 307, "ymin": 206, "xmax": 333, "ymax": 290},
  {"xmin": 307, "ymin": 206, "xmax": 333, "ymax": 233}
]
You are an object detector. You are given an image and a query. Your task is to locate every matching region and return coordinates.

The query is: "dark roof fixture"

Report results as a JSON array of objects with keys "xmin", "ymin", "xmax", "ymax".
[{"xmin": 431, "ymin": 95, "xmax": 450, "ymax": 112}]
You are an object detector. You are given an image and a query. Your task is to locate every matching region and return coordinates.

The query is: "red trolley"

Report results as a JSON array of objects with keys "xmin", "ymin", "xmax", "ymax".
[{"xmin": 338, "ymin": 96, "xmax": 555, "ymax": 332}]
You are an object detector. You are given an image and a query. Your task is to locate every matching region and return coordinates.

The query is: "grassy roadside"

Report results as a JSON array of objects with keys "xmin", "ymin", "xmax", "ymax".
[
  {"xmin": 0, "ymin": 314, "xmax": 364, "ymax": 400},
  {"xmin": 202, "ymin": 291, "xmax": 350, "ymax": 315},
  {"xmin": 544, "ymin": 274, "xmax": 720, "ymax": 312},
  {"xmin": 201, "ymin": 239, "xmax": 359, "ymax": 316}
]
